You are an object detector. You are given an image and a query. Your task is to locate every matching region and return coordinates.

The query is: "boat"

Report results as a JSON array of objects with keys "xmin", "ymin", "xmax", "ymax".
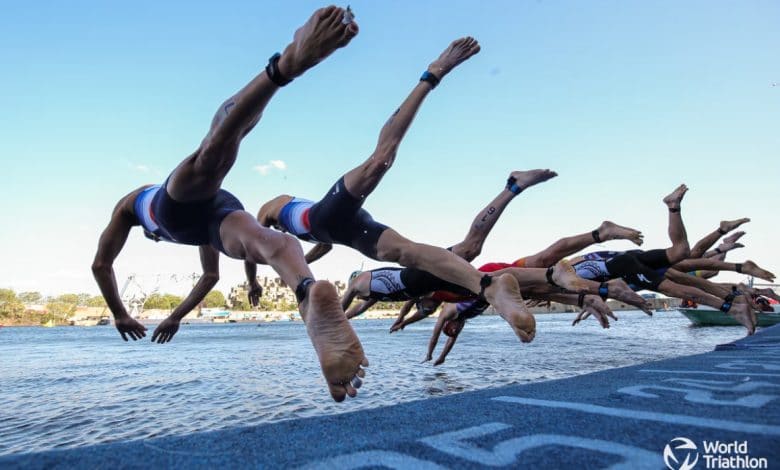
[
  {"xmin": 97, "ymin": 317, "xmax": 111, "ymax": 326},
  {"xmin": 679, "ymin": 305, "xmax": 780, "ymax": 327}
]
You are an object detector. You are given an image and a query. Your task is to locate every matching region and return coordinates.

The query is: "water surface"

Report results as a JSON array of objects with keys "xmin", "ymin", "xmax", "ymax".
[{"xmin": 0, "ymin": 311, "xmax": 747, "ymax": 456}]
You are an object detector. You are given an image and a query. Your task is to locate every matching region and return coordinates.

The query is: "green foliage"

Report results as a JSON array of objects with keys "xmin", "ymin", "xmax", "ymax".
[
  {"xmin": 0, "ymin": 288, "xmax": 25, "ymax": 318},
  {"xmin": 45, "ymin": 301, "xmax": 77, "ymax": 319},
  {"xmin": 86, "ymin": 296, "xmax": 107, "ymax": 307},
  {"xmin": 231, "ymin": 299, "xmax": 252, "ymax": 311},
  {"xmin": 55, "ymin": 294, "xmax": 80, "ymax": 305},
  {"xmin": 144, "ymin": 293, "xmax": 183, "ymax": 310},
  {"xmin": 18, "ymin": 291, "xmax": 43, "ymax": 304},
  {"xmin": 77, "ymin": 293, "xmax": 92, "ymax": 306},
  {"xmin": 203, "ymin": 290, "xmax": 226, "ymax": 308}
]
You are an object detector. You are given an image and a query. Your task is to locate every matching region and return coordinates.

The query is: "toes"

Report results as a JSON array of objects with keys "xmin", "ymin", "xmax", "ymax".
[
  {"xmin": 356, "ymin": 368, "xmax": 366, "ymax": 378},
  {"xmin": 351, "ymin": 376, "xmax": 363, "ymax": 389},
  {"xmin": 328, "ymin": 384, "xmax": 347, "ymax": 402},
  {"xmin": 345, "ymin": 383, "xmax": 358, "ymax": 398},
  {"xmin": 361, "ymin": 356, "xmax": 369, "ymax": 367}
]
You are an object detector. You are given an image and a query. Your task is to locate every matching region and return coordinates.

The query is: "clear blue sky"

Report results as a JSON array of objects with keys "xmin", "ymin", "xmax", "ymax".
[{"xmin": 1, "ymin": 0, "xmax": 777, "ymax": 297}]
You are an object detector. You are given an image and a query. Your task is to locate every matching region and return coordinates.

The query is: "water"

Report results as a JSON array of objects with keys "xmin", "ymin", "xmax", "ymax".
[{"xmin": 0, "ymin": 311, "xmax": 746, "ymax": 456}]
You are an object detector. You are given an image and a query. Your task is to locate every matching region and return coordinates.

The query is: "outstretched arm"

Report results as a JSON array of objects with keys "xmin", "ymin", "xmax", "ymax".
[
  {"xmin": 346, "ymin": 299, "xmax": 377, "ymax": 319},
  {"xmin": 424, "ymin": 305, "xmax": 457, "ymax": 362},
  {"xmin": 390, "ymin": 299, "xmax": 417, "ymax": 332},
  {"xmin": 434, "ymin": 335, "xmax": 459, "ymax": 366},
  {"xmin": 305, "ymin": 243, "xmax": 333, "ymax": 264},
  {"xmin": 92, "ymin": 196, "xmax": 147, "ymax": 341},
  {"xmin": 152, "ymin": 246, "xmax": 220, "ymax": 343}
]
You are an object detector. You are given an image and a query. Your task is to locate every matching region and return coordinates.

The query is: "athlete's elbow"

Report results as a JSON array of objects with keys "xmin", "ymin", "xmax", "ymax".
[
  {"xmin": 91, "ymin": 261, "xmax": 111, "ymax": 276},
  {"xmin": 202, "ymin": 272, "xmax": 219, "ymax": 286}
]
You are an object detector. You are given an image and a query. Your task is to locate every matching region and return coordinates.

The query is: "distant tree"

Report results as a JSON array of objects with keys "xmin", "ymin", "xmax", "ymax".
[
  {"xmin": 0, "ymin": 289, "xmax": 24, "ymax": 318},
  {"xmin": 161, "ymin": 294, "xmax": 183, "ymax": 309},
  {"xmin": 55, "ymin": 294, "xmax": 80, "ymax": 305},
  {"xmin": 18, "ymin": 291, "xmax": 43, "ymax": 304},
  {"xmin": 86, "ymin": 296, "xmax": 107, "ymax": 307},
  {"xmin": 231, "ymin": 299, "xmax": 251, "ymax": 311},
  {"xmin": 143, "ymin": 293, "xmax": 166, "ymax": 309},
  {"xmin": 46, "ymin": 301, "xmax": 77, "ymax": 319},
  {"xmin": 203, "ymin": 290, "xmax": 226, "ymax": 308},
  {"xmin": 77, "ymin": 293, "xmax": 92, "ymax": 306}
]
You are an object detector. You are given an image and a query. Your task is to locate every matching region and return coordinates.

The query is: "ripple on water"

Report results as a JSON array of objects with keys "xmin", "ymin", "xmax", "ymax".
[{"xmin": 0, "ymin": 313, "xmax": 746, "ymax": 456}]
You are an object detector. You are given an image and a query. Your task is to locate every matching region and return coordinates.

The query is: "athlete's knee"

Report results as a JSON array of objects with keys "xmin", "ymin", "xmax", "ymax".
[
  {"xmin": 395, "ymin": 243, "xmax": 428, "ymax": 268},
  {"xmin": 527, "ymin": 253, "xmax": 557, "ymax": 268},
  {"xmin": 367, "ymin": 143, "xmax": 398, "ymax": 173},
  {"xmin": 246, "ymin": 230, "xmax": 299, "ymax": 264},
  {"xmin": 194, "ymin": 137, "xmax": 239, "ymax": 175},
  {"xmin": 453, "ymin": 240, "xmax": 482, "ymax": 262},
  {"xmin": 377, "ymin": 239, "xmax": 418, "ymax": 266},
  {"xmin": 668, "ymin": 243, "xmax": 691, "ymax": 264}
]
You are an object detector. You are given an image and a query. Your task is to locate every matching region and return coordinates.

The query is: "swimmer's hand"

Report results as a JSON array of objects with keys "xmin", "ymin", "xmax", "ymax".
[
  {"xmin": 571, "ymin": 310, "xmax": 591, "ymax": 326},
  {"xmin": 248, "ymin": 282, "xmax": 263, "ymax": 307},
  {"xmin": 151, "ymin": 317, "xmax": 180, "ymax": 344},
  {"xmin": 114, "ymin": 313, "xmax": 147, "ymax": 341}
]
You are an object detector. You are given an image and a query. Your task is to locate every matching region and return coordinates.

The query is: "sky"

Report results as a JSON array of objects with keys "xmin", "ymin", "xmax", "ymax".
[{"xmin": 1, "ymin": 0, "xmax": 778, "ymax": 298}]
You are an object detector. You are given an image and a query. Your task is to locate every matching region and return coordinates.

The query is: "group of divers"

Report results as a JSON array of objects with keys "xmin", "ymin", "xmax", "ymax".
[{"xmin": 92, "ymin": 6, "xmax": 778, "ymax": 402}]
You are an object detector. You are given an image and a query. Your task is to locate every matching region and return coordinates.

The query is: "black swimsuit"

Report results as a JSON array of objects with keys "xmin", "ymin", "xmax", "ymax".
[{"xmin": 134, "ymin": 181, "xmax": 244, "ymax": 254}]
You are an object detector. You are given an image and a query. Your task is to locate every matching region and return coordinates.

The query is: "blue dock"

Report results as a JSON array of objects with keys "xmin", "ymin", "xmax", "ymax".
[{"xmin": 3, "ymin": 325, "xmax": 779, "ymax": 469}]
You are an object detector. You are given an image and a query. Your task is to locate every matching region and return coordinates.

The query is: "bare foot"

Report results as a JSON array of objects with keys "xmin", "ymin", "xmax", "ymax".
[
  {"xmin": 663, "ymin": 184, "xmax": 688, "ymax": 209},
  {"xmin": 723, "ymin": 230, "xmax": 746, "ymax": 245},
  {"xmin": 302, "ymin": 281, "xmax": 368, "ymax": 402},
  {"xmin": 605, "ymin": 279, "xmax": 653, "ymax": 315},
  {"xmin": 277, "ymin": 6, "xmax": 359, "ymax": 80},
  {"xmin": 485, "ymin": 274, "xmax": 536, "ymax": 342},
  {"xmin": 597, "ymin": 221, "xmax": 644, "ymax": 246},
  {"xmin": 720, "ymin": 218, "xmax": 750, "ymax": 234},
  {"xmin": 716, "ymin": 242, "xmax": 744, "ymax": 253},
  {"xmin": 736, "ymin": 290, "xmax": 762, "ymax": 312},
  {"xmin": 728, "ymin": 302, "xmax": 756, "ymax": 336},
  {"xmin": 508, "ymin": 169, "xmax": 558, "ymax": 193},
  {"xmin": 551, "ymin": 260, "xmax": 588, "ymax": 293},
  {"xmin": 741, "ymin": 261, "xmax": 775, "ymax": 282},
  {"xmin": 427, "ymin": 37, "xmax": 481, "ymax": 80}
]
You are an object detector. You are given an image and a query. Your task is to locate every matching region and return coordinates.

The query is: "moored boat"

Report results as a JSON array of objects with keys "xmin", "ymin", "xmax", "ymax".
[{"xmin": 679, "ymin": 305, "xmax": 780, "ymax": 327}]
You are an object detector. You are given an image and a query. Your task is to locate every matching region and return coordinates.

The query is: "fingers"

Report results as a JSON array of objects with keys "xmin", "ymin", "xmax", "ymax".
[
  {"xmin": 120, "ymin": 330, "xmax": 128, "ymax": 341},
  {"xmin": 596, "ymin": 312, "xmax": 609, "ymax": 329}
]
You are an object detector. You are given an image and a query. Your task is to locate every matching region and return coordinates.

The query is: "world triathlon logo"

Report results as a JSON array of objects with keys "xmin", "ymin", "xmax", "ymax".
[
  {"xmin": 664, "ymin": 437, "xmax": 699, "ymax": 470},
  {"xmin": 662, "ymin": 437, "xmax": 769, "ymax": 469}
]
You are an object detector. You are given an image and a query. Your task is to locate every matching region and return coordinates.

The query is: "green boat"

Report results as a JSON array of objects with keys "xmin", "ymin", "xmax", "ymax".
[{"xmin": 679, "ymin": 306, "xmax": 780, "ymax": 327}]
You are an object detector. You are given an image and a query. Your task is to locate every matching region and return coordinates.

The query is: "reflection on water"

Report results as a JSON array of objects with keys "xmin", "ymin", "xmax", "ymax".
[{"xmin": 0, "ymin": 311, "xmax": 746, "ymax": 455}]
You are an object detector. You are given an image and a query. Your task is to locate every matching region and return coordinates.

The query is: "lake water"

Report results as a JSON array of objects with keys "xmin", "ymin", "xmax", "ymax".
[{"xmin": 0, "ymin": 311, "xmax": 747, "ymax": 456}]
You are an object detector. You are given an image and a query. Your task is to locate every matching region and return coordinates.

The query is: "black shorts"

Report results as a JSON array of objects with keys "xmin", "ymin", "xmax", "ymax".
[
  {"xmin": 400, "ymin": 268, "xmax": 473, "ymax": 299},
  {"xmin": 152, "ymin": 181, "xmax": 244, "ymax": 254},
  {"xmin": 308, "ymin": 177, "xmax": 389, "ymax": 259},
  {"xmin": 605, "ymin": 249, "xmax": 670, "ymax": 290}
]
